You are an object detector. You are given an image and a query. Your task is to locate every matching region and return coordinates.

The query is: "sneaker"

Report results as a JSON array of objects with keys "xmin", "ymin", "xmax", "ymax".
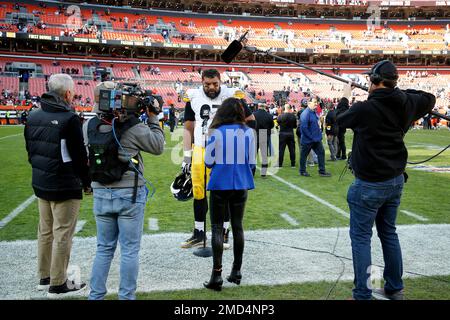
[
  {"xmin": 223, "ymin": 229, "xmax": 231, "ymax": 250},
  {"xmin": 300, "ymin": 172, "xmax": 311, "ymax": 177},
  {"xmin": 37, "ymin": 277, "xmax": 50, "ymax": 291},
  {"xmin": 47, "ymin": 279, "xmax": 86, "ymax": 299},
  {"xmin": 372, "ymin": 288, "xmax": 404, "ymax": 300},
  {"xmin": 319, "ymin": 171, "xmax": 332, "ymax": 177},
  {"xmin": 181, "ymin": 229, "xmax": 206, "ymax": 248}
]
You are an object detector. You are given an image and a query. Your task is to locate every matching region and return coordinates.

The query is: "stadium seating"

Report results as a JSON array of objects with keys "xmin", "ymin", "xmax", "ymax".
[
  {"xmin": 4, "ymin": 0, "xmax": 448, "ymax": 53},
  {"xmin": 41, "ymin": 62, "xmax": 84, "ymax": 76},
  {"xmin": 112, "ymin": 65, "xmax": 136, "ymax": 79},
  {"xmin": 0, "ymin": 77, "xmax": 19, "ymax": 94},
  {"xmin": 28, "ymin": 77, "xmax": 46, "ymax": 96},
  {"xmin": 73, "ymin": 79, "xmax": 96, "ymax": 102},
  {"xmin": 140, "ymin": 70, "xmax": 201, "ymax": 83}
]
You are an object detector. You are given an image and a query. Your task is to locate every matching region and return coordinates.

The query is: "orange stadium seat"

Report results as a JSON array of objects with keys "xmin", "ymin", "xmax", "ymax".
[
  {"xmin": 0, "ymin": 76, "xmax": 19, "ymax": 94},
  {"xmin": 28, "ymin": 78, "xmax": 46, "ymax": 96}
]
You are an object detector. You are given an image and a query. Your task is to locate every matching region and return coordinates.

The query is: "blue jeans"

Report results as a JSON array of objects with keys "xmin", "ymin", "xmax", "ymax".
[
  {"xmin": 347, "ymin": 175, "xmax": 404, "ymax": 300},
  {"xmin": 299, "ymin": 141, "xmax": 326, "ymax": 174},
  {"xmin": 89, "ymin": 186, "xmax": 147, "ymax": 300}
]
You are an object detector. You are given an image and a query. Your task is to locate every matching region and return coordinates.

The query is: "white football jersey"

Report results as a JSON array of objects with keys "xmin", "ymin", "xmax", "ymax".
[{"xmin": 185, "ymin": 85, "xmax": 242, "ymax": 147}]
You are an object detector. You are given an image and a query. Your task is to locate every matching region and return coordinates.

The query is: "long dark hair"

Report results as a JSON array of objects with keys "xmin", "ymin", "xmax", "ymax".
[{"xmin": 210, "ymin": 97, "xmax": 246, "ymax": 129}]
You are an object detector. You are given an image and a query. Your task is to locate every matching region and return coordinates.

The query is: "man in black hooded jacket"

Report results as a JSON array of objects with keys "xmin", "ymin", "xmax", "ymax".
[{"xmin": 337, "ymin": 60, "xmax": 436, "ymax": 301}]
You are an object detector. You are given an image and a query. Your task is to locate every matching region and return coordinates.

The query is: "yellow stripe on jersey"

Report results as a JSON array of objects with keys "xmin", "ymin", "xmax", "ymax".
[
  {"xmin": 182, "ymin": 93, "xmax": 190, "ymax": 103},
  {"xmin": 233, "ymin": 90, "xmax": 245, "ymax": 99}
]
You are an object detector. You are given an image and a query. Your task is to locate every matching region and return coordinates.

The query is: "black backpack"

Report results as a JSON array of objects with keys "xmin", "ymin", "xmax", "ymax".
[{"xmin": 87, "ymin": 116, "xmax": 140, "ymax": 184}]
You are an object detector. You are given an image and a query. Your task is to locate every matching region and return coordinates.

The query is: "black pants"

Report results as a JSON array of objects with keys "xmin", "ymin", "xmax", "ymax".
[
  {"xmin": 210, "ymin": 190, "xmax": 248, "ymax": 270},
  {"xmin": 336, "ymin": 130, "xmax": 347, "ymax": 159},
  {"xmin": 278, "ymin": 133, "xmax": 295, "ymax": 167},
  {"xmin": 169, "ymin": 121, "xmax": 175, "ymax": 132}
]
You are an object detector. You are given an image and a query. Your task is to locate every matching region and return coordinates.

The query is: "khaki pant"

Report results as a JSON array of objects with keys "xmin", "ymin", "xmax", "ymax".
[{"xmin": 37, "ymin": 198, "xmax": 80, "ymax": 286}]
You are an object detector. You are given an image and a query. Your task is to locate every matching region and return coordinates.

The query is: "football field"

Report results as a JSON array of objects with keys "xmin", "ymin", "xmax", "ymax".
[{"xmin": 0, "ymin": 125, "xmax": 449, "ymax": 300}]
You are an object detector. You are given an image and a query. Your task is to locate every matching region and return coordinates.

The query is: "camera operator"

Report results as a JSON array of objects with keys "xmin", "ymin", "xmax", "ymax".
[
  {"xmin": 337, "ymin": 60, "xmax": 436, "ymax": 300},
  {"xmin": 24, "ymin": 74, "xmax": 90, "ymax": 298},
  {"xmin": 84, "ymin": 81, "xmax": 164, "ymax": 300}
]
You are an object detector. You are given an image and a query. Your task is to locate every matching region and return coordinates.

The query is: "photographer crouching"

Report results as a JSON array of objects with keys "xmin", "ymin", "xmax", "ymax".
[{"xmin": 83, "ymin": 81, "xmax": 164, "ymax": 300}]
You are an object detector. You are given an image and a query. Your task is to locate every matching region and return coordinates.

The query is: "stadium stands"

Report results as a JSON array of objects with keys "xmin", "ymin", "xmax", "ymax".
[
  {"xmin": 28, "ymin": 77, "xmax": 46, "ymax": 96},
  {"xmin": 0, "ymin": 1, "xmax": 450, "ymax": 117},
  {"xmin": 2, "ymin": 1, "xmax": 449, "ymax": 53},
  {"xmin": 0, "ymin": 77, "xmax": 19, "ymax": 94},
  {"xmin": 1, "ymin": 56, "xmax": 450, "ymax": 111}
]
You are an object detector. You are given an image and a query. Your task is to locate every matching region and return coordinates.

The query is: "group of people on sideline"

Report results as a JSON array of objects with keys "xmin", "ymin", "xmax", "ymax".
[{"xmin": 22, "ymin": 60, "xmax": 438, "ymax": 301}]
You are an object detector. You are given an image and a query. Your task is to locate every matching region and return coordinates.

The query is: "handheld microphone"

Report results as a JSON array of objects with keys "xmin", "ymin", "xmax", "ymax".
[
  {"xmin": 200, "ymin": 105, "xmax": 211, "ymax": 120},
  {"xmin": 221, "ymin": 30, "xmax": 249, "ymax": 64}
]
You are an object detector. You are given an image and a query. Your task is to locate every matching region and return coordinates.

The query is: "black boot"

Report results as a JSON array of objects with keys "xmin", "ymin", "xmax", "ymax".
[
  {"xmin": 227, "ymin": 265, "xmax": 242, "ymax": 285},
  {"xmin": 203, "ymin": 268, "xmax": 223, "ymax": 291}
]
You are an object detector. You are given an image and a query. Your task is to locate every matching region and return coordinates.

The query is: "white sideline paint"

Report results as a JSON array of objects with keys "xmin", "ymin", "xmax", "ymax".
[
  {"xmin": 0, "ymin": 224, "xmax": 449, "ymax": 299},
  {"xmin": 401, "ymin": 210, "xmax": 429, "ymax": 222},
  {"xmin": 265, "ymin": 169, "xmax": 350, "ymax": 219},
  {"xmin": 280, "ymin": 213, "xmax": 300, "ymax": 226},
  {"xmin": 148, "ymin": 218, "xmax": 159, "ymax": 231},
  {"xmin": 0, "ymin": 133, "xmax": 22, "ymax": 141},
  {"xmin": 0, "ymin": 195, "xmax": 36, "ymax": 229},
  {"xmin": 75, "ymin": 220, "xmax": 87, "ymax": 234}
]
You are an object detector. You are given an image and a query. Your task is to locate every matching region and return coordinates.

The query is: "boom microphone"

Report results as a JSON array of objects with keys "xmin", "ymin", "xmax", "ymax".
[{"xmin": 221, "ymin": 31, "xmax": 249, "ymax": 64}]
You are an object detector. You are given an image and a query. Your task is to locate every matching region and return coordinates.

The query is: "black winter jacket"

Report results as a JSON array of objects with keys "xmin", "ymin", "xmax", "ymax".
[
  {"xmin": 337, "ymin": 88, "xmax": 435, "ymax": 182},
  {"xmin": 253, "ymin": 109, "xmax": 274, "ymax": 132},
  {"xmin": 325, "ymin": 109, "xmax": 338, "ymax": 136},
  {"xmin": 277, "ymin": 112, "xmax": 297, "ymax": 135},
  {"xmin": 25, "ymin": 92, "xmax": 90, "ymax": 200}
]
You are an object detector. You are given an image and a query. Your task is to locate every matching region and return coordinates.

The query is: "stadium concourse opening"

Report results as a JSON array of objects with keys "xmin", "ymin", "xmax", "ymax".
[{"xmin": 0, "ymin": 0, "xmax": 450, "ymax": 305}]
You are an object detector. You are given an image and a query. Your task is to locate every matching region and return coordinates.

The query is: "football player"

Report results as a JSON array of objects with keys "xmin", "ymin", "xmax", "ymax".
[{"xmin": 181, "ymin": 69, "xmax": 256, "ymax": 249}]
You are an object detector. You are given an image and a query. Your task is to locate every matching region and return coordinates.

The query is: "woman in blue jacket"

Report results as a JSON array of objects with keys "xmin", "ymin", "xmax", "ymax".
[{"xmin": 203, "ymin": 98, "xmax": 256, "ymax": 291}]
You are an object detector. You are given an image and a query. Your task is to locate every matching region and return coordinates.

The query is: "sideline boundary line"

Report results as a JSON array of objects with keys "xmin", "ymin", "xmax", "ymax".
[{"xmin": 0, "ymin": 195, "xmax": 37, "ymax": 229}]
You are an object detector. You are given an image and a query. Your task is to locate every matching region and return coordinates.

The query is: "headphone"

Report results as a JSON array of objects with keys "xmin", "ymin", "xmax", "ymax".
[{"xmin": 369, "ymin": 60, "xmax": 390, "ymax": 85}]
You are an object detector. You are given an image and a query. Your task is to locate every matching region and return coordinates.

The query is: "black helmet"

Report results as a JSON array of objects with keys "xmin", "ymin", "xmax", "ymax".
[{"xmin": 170, "ymin": 172, "xmax": 193, "ymax": 201}]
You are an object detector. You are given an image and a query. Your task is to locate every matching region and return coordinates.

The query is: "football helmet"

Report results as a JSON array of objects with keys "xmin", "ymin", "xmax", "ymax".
[{"xmin": 170, "ymin": 172, "xmax": 193, "ymax": 201}]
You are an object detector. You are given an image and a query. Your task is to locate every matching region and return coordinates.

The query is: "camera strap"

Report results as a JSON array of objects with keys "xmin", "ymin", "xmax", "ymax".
[
  {"xmin": 132, "ymin": 162, "xmax": 139, "ymax": 203},
  {"xmin": 120, "ymin": 116, "xmax": 142, "ymax": 204}
]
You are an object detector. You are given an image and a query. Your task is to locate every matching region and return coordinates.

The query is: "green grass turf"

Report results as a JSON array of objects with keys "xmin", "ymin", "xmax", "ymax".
[
  {"xmin": 2, "ymin": 125, "xmax": 450, "ymax": 301},
  {"xmin": 97, "ymin": 275, "xmax": 450, "ymax": 300},
  {"xmin": 0, "ymin": 126, "xmax": 449, "ymax": 241}
]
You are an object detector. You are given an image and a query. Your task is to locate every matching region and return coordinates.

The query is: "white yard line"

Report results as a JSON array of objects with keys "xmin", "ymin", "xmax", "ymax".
[
  {"xmin": 1, "ymin": 224, "xmax": 449, "ymax": 299},
  {"xmin": 265, "ymin": 169, "xmax": 350, "ymax": 219},
  {"xmin": 0, "ymin": 133, "xmax": 22, "ymax": 141},
  {"xmin": 148, "ymin": 218, "xmax": 159, "ymax": 231},
  {"xmin": 75, "ymin": 220, "xmax": 87, "ymax": 234},
  {"xmin": 280, "ymin": 213, "xmax": 300, "ymax": 226},
  {"xmin": 0, "ymin": 195, "xmax": 36, "ymax": 229},
  {"xmin": 400, "ymin": 210, "xmax": 429, "ymax": 222}
]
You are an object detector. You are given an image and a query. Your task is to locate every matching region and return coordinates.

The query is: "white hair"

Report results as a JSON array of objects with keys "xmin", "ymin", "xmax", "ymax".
[{"xmin": 48, "ymin": 74, "xmax": 74, "ymax": 97}]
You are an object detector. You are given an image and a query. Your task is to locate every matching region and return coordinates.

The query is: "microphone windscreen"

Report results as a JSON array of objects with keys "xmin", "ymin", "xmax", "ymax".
[{"xmin": 221, "ymin": 40, "xmax": 243, "ymax": 64}]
